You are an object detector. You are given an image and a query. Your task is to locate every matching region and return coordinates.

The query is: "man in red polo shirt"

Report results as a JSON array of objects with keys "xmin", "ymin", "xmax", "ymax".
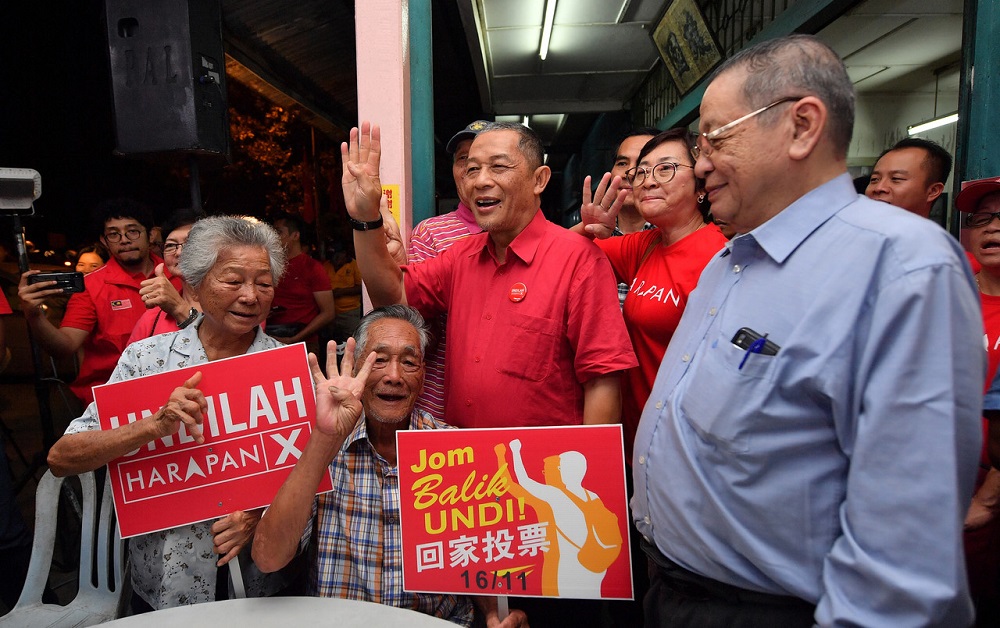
[
  {"xmin": 343, "ymin": 120, "xmax": 636, "ymax": 628},
  {"xmin": 18, "ymin": 199, "xmax": 178, "ymax": 405},
  {"xmin": 343, "ymin": 121, "xmax": 636, "ymax": 428}
]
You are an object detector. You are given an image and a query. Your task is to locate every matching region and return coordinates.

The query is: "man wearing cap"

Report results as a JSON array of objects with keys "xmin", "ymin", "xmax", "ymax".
[
  {"xmin": 960, "ymin": 177, "xmax": 1000, "ymax": 625},
  {"xmin": 406, "ymin": 121, "xmax": 488, "ymax": 421}
]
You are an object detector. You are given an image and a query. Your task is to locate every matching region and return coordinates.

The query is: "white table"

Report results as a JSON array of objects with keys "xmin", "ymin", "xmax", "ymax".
[{"xmin": 101, "ymin": 596, "xmax": 458, "ymax": 627}]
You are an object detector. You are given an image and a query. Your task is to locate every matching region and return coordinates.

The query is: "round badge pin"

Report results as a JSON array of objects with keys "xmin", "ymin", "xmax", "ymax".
[{"xmin": 509, "ymin": 282, "xmax": 527, "ymax": 302}]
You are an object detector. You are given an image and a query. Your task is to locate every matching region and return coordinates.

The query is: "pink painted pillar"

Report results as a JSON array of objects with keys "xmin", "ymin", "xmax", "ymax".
[{"xmin": 354, "ymin": 0, "xmax": 413, "ymax": 239}]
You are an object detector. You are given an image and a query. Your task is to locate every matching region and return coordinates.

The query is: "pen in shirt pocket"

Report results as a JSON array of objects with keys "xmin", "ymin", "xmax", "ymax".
[{"xmin": 731, "ymin": 327, "xmax": 780, "ymax": 369}]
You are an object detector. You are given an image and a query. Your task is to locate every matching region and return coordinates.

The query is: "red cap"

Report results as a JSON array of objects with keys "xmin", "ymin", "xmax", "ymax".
[{"xmin": 956, "ymin": 177, "xmax": 1000, "ymax": 212}]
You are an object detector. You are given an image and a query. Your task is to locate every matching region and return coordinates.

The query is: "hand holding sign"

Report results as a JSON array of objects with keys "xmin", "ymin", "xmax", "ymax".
[
  {"xmin": 308, "ymin": 338, "xmax": 376, "ymax": 441},
  {"xmin": 212, "ymin": 508, "xmax": 264, "ymax": 566},
  {"xmin": 153, "ymin": 371, "xmax": 208, "ymax": 444}
]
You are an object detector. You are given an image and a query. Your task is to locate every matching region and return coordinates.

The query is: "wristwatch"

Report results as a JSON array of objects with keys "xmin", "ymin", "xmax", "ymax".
[
  {"xmin": 347, "ymin": 214, "xmax": 384, "ymax": 231},
  {"xmin": 177, "ymin": 307, "xmax": 199, "ymax": 329}
]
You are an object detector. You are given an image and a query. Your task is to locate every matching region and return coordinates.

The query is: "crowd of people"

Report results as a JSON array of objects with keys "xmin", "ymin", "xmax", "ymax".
[{"xmin": 3, "ymin": 33, "xmax": 998, "ymax": 627}]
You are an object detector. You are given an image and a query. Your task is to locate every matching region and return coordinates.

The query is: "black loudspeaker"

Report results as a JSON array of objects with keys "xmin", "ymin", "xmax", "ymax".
[{"xmin": 105, "ymin": 0, "xmax": 229, "ymax": 158}]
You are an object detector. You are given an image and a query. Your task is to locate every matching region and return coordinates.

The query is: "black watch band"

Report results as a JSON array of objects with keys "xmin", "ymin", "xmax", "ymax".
[
  {"xmin": 177, "ymin": 307, "xmax": 199, "ymax": 329},
  {"xmin": 348, "ymin": 214, "xmax": 384, "ymax": 231}
]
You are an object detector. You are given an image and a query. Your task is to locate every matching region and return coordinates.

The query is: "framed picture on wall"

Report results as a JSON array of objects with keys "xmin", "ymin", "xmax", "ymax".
[{"xmin": 652, "ymin": 0, "xmax": 722, "ymax": 95}]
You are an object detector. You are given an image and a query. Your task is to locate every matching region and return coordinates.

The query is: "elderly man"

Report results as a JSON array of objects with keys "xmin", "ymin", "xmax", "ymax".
[
  {"xmin": 18, "ymin": 198, "xmax": 179, "ymax": 405},
  {"xmin": 252, "ymin": 305, "xmax": 525, "ymax": 627},
  {"xmin": 865, "ymin": 137, "xmax": 952, "ymax": 219},
  {"xmin": 342, "ymin": 120, "xmax": 635, "ymax": 431},
  {"xmin": 632, "ymin": 35, "xmax": 982, "ymax": 626}
]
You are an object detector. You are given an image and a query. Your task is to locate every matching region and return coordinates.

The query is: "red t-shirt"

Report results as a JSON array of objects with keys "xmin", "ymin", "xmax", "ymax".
[
  {"xmin": 0, "ymin": 290, "xmax": 11, "ymax": 315},
  {"xmin": 60, "ymin": 255, "xmax": 175, "ymax": 404},
  {"xmin": 596, "ymin": 224, "xmax": 727, "ymax": 460},
  {"xmin": 269, "ymin": 252, "xmax": 329, "ymax": 330},
  {"xmin": 403, "ymin": 210, "xmax": 637, "ymax": 429}
]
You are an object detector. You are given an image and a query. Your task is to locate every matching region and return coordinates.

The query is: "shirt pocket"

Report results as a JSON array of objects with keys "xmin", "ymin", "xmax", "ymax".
[
  {"xmin": 677, "ymin": 335, "xmax": 779, "ymax": 454},
  {"xmin": 497, "ymin": 313, "xmax": 562, "ymax": 382}
]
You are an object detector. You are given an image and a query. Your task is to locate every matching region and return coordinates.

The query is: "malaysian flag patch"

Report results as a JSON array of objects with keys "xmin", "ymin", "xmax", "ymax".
[{"xmin": 110, "ymin": 299, "xmax": 132, "ymax": 311}]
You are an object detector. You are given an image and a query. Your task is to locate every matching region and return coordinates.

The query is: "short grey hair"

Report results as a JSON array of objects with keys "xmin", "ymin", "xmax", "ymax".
[
  {"xmin": 352, "ymin": 305, "xmax": 431, "ymax": 366},
  {"xmin": 179, "ymin": 216, "xmax": 287, "ymax": 289},
  {"xmin": 712, "ymin": 35, "xmax": 855, "ymax": 158},
  {"xmin": 479, "ymin": 122, "xmax": 546, "ymax": 170}
]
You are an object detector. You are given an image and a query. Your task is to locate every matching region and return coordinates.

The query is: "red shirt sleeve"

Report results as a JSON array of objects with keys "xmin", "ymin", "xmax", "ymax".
[{"xmin": 59, "ymin": 284, "xmax": 98, "ymax": 332}]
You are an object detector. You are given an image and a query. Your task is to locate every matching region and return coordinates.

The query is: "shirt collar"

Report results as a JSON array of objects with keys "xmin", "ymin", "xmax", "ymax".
[
  {"xmin": 167, "ymin": 316, "xmax": 270, "ymax": 361},
  {"xmin": 747, "ymin": 173, "xmax": 857, "ymax": 264}
]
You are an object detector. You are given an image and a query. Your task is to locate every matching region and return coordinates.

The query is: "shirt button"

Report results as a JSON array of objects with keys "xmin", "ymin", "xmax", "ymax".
[
  {"xmin": 485, "ymin": 314, "xmax": 493, "ymax": 320},
  {"xmin": 733, "ymin": 264, "xmax": 742, "ymax": 273},
  {"xmin": 655, "ymin": 401, "xmax": 663, "ymax": 409},
  {"xmin": 644, "ymin": 516, "xmax": 651, "ymax": 525},
  {"xmin": 681, "ymin": 354, "xmax": 691, "ymax": 362},
  {"xmin": 474, "ymin": 356, "xmax": 481, "ymax": 363},
  {"xmin": 638, "ymin": 456, "xmax": 645, "ymax": 465},
  {"xmin": 466, "ymin": 400, "xmax": 472, "ymax": 407},
  {"xmin": 709, "ymin": 307, "xmax": 717, "ymax": 316}
]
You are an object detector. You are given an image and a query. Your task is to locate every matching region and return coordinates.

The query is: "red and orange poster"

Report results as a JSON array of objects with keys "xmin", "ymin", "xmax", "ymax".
[
  {"xmin": 93, "ymin": 344, "xmax": 332, "ymax": 538},
  {"xmin": 397, "ymin": 425, "xmax": 632, "ymax": 600}
]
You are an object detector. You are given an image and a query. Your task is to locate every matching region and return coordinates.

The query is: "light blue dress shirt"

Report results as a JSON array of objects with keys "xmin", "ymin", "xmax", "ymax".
[{"xmin": 632, "ymin": 174, "xmax": 983, "ymax": 626}]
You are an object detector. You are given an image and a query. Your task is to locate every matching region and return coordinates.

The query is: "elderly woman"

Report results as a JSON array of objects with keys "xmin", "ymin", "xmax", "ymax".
[
  {"xmin": 47, "ymin": 215, "xmax": 288, "ymax": 612},
  {"xmin": 577, "ymin": 128, "xmax": 728, "ymax": 459}
]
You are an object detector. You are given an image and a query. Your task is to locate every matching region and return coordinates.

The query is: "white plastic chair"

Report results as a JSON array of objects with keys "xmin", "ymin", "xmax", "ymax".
[{"xmin": 0, "ymin": 469, "xmax": 126, "ymax": 627}]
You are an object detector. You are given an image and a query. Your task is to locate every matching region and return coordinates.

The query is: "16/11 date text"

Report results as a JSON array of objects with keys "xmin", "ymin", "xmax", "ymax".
[{"xmin": 460, "ymin": 570, "xmax": 527, "ymax": 591}]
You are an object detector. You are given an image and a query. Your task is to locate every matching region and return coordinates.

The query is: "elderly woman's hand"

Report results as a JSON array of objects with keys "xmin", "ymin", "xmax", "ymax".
[
  {"xmin": 581, "ymin": 173, "xmax": 626, "ymax": 239},
  {"xmin": 308, "ymin": 338, "xmax": 376, "ymax": 441},
  {"xmin": 212, "ymin": 508, "xmax": 264, "ymax": 566},
  {"xmin": 152, "ymin": 371, "xmax": 207, "ymax": 444}
]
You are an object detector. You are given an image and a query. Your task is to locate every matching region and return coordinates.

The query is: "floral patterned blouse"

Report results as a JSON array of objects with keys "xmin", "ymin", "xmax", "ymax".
[{"xmin": 65, "ymin": 318, "xmax": 287, "ymax": 609}]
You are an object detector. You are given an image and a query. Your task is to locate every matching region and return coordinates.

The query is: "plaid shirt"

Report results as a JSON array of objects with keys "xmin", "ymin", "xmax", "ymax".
[
  {"xmin": 308, "ymin": 410, "xmax": 474, "ymax": 626},
  {"xmin": 613, "ymin": 221, "xmax": 656, "ymax": 309}
]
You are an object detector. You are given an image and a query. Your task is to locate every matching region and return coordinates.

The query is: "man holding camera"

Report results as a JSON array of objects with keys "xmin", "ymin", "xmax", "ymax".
[{"xmin": 18, "ymin": 198, "xmax": 178, "ymax": 406}]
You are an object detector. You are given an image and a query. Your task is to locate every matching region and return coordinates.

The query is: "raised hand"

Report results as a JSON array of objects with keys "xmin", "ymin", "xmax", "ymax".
[
  {"xmin": 139, "ymin": 263, "xmax": 185, "ymax": 315},
  {"xmin": 308, "ymin": 338, "xmax": 376, "ymax": 440},
  {"xmin": 153, "ymin": 371, "xmax": 208, "ymax": 444},
  {"xmin": 581, "ymin": 173, "xmax": 627, "ymax": 239},
  {"xmin": 341, "ymin": 121, "xmax": 384, "ymax": 222}
]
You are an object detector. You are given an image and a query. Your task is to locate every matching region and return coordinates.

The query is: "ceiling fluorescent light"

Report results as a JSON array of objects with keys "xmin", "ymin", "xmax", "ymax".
[
  {"xmin": 539, "ymin": 0, "xmax": 557, "ymax": 60},
  {"xmin": 523, "ymin": 115, "xmax": 530, "ymax": 127},
  {"xmin": 907, "ymin": 112, "xmax": 958, "ymax": 136}
]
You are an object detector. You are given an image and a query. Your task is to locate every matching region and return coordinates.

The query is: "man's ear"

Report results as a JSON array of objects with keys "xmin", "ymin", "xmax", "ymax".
[
  {"xmin": 533, "ymin": 165, "xmax": 552, "ymax": 195},
  {"xmin": 787, "ymin": 96, "xmax": 827, "ymax": 161},
  {"xmin": 926, "ymin": 181, "xmax": 945, "ymax": 204}
]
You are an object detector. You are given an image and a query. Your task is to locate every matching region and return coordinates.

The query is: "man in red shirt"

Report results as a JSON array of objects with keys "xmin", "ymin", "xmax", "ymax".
[
  {"xmin": 343, "ymin": 121, "xmax": 635, "ymax": 431},
  {"xmin": 267, "ymin": 213, "xmax": 335, "ymax": 349},
  {"xmin": 18, "ymin": 199, "xmax": 178, "ymax": 405}
]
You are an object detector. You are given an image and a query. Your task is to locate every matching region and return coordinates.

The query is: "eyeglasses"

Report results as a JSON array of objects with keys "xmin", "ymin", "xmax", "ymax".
[
  {"xmin": 625, "ymin": 162, "xmax": 694, "ymax": 186},
  {"xmin": 162, "ymin": 241, "xmax": 185, "ymax": 254},
  {"xmin": 694, "ymin": 96, "xmax": 804, "ymax": 158},
  {"xmin": 964, "ymin": 211, "xmax": 1000, "ymax": 228},
  {"xmin": 103, "ymin": 228, "xmax": 143, "ymax": 243}
]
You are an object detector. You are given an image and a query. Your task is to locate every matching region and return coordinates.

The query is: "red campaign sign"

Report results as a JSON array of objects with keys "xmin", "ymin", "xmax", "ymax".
[
  {"xmin": 397, "ymin": 425, "xmax": 632, "ymax": 600},
  {"xmin": 93, "ymin": 344, "xmax": 332, "ymax": 538}
]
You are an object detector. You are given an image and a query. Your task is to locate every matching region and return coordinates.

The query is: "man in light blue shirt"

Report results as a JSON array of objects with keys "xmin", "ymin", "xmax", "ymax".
[{"xmin": 631, "ymin": 35, "xmax": 983, "ymax": 627}]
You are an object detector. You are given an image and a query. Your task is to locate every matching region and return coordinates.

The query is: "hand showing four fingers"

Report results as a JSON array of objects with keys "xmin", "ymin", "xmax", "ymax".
[{"xmin": 308, "ymin": 338, "xmax": 376, "ymax": 442}]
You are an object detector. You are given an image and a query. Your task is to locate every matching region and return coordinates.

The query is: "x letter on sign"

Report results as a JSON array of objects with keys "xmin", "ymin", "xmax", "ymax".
[{"xmin": 271, "ymin": 428, "xmax": 304, "ymax": 465}]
